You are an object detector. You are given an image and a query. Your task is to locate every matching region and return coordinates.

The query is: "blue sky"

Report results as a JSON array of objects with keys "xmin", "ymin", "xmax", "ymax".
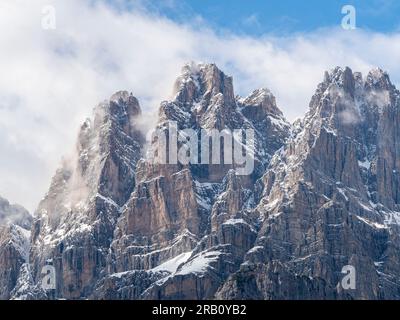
[{"xmin": 108, "ymin": 0, "xmax": 400, "ymax": 35}]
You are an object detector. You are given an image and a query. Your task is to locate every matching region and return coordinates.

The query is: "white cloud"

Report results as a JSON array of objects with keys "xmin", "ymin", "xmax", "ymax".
[{"xmin": 0, "ymin": 0, "xmax": 399, "ymax": 212}]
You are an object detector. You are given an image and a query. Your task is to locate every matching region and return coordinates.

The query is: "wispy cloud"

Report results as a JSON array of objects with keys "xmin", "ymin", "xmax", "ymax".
[
  {"xmin": 242, "ymin": 13, "xmax": 261, "ymax": 28},
  {"xmin": 0, "ymin": 0, "xmax": 399, "ymax": 211}
]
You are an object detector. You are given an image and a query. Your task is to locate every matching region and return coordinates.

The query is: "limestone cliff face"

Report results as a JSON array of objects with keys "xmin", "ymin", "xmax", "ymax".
[
  {"xmin": 216, "ymin": 67, "xmax": 400, "ymax": 300},
  {"xmin": 2, "ymin": 63, "xmax": 400, "ymax": 300},
  {"xmin": 97, "ymin": 63, "xmax": 289, "ymax": 299},
  {"xmin": 0, "ymin": 196, "xmax": 32, "ymax": 230},
  {"xmin": 30, "ymin": 91, "xmax": 145, "ymax": 299}
]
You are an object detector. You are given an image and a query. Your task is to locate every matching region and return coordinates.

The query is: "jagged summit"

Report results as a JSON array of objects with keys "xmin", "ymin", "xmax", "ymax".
[
  {"xmin": 324, "ymin": 66, "xmax": 355, "ymax": 86},
  {"xmin": 170, "ymin": 62, "xmax": 236, "ymax": 121},
  {"xmin": 322, "ymin": 66, "xmax": 397, "ymax": 93},
  {"xmin": 29, "ymin": 89, "xmax": 145, "ymax": 298},
  {"xmin": 365, "ymin": 67, "xmax": 395, "ymax": 95},
  {"xmin": 94, "ymin": 91, "xmax": 142, "ymax": 126},
  {"xmin": 306, "ymin": 66, "xmax": 399, "ymax": 134},
  {"xmin": 0, "ymin": 196, "xmax": 32, "ymax": 230},
  {"xmin": 368, "ymin": 67, "xmax": 386, "ymax": 78},
  {"xmin": 239, "ymin": 88, "xmax": 284, "ymax": 119},
  {"xmin": 0, "ymin": 196, "xmax": 32, "ymax": 299},
  {"xmin": 110, "ymin": 90, "xmax": 134, "ymax": 102},
  {"xmin": 161, "ymin": 62, "xmax": 289, "ymax": 137}
]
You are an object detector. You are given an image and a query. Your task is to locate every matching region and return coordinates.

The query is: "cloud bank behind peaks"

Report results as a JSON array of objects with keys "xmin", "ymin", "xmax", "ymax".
[{"xmin": 0, "ymin": 0, "xmax": 399, "ymax": 211}]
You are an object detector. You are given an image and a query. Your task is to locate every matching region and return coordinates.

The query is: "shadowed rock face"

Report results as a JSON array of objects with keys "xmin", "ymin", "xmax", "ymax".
[
  {"xmin": 0, "ymin": 197, "xmax": 32, "ymax": 299},
  {"xmin": 2, "ymin": 64, "xmax": 400, "ymax": 300}
]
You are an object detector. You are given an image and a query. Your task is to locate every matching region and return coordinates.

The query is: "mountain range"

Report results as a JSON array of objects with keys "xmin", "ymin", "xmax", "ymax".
[{"xmin": 1, "ymin": 63, "xmax": 400, "ymax": 300}]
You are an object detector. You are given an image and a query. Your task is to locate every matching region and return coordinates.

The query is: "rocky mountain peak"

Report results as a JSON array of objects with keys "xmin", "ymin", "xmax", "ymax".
[
  {"xmin": 172, "ymin": 62, "xmax": 235, "ymax": 108},
  {"xmin": 91, "ymin": 91, "xmax": 142, "ymax": 139},
  {"xmin": 29, "ymin": 90, "xmax": 146, "ymax": 298},
  {"xmin": 304, "ymin": 66, "xmax": 399, "ymax": 138},
  {"xmin": 300, "ymin": 67, "xmax": 357, "ymax": 140},
  {"xmin": 109, "ymin": 91, "xmax": 141, "ymax": 117},
  {"xmin": 324, "ymin": 66, "xmax": 355, "ymax": 89},
  {"xmin": 39, "ymin": 90, "xmax": 144, "ymax": 224},
  {"xmin": 0, "ymin": 196, "xmax": 32, "ymax": 230},
  {"xmin": 240, "ymin": 88, "xmax": 283, "ymax": 121},
  {"xmin": 365, "ymin": 68, "xmax": 393, "ymax": 90}
]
